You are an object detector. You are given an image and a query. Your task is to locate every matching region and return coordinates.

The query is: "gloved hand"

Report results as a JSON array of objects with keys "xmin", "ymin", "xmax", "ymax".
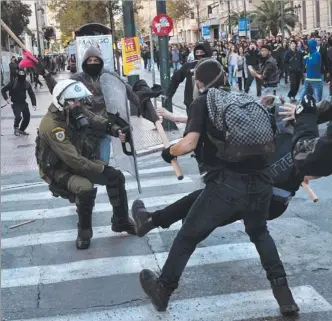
[
  {"xmin": 295, "ymin": 94, "xmax": 317, "ymax": 120},
  {"xmin": 161, "ymin": 145, "xmax": 176, "ymax": 164}
]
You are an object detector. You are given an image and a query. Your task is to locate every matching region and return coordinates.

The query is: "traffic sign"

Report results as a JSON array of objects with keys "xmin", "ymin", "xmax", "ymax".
[{"xmin": 152, "ymin": 14, "xmax": 173, "ymax": 36}]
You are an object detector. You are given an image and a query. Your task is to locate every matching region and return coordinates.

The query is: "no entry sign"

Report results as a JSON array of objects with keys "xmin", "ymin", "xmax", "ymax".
[{"xmin": 152, "ymin": 14, "xmax": 173, "ymax": 37}]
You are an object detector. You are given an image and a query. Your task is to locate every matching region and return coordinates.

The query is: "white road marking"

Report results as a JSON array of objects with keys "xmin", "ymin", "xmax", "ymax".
[
  {"xmin": 2, "ymin": 243, "xmax": 259, "ymax": 288},
  {"xmin": 9, "ymin": 286, "xmax": 332, "ymax": 321}
]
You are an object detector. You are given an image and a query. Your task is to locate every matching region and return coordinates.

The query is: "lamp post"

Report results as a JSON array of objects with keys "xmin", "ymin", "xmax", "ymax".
[
  {"xmin": 280, "ymin": 0, "xmax": 285, "ymax": 38},
  {"xmin": 195, "ymin": 0, "xmax": 200, "ymax": 40},
  {"xmin": 34, "ymin": 2, "xmax": 44, "ymax": 56},
  {"xmin": 243, "ymin": 0, "xmax": 247, "ymax": 38},
  {"xmin": 294, "ymin": 4, "xmax": 302, "ymax": 32},
  {"xmin": 227, "ymin": 0, "xmax": 231, "ymax": 36}
]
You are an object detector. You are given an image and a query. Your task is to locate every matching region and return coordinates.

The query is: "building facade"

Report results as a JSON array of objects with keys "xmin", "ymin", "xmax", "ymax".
[{"xmin": 293, "ymin": 0, "xmax": 332, "ymax": 35}]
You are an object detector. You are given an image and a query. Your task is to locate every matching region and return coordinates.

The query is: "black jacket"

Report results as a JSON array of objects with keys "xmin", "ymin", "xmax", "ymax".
[
  {"xmin": 166, "ymin": 41, "xmax": 212, "ymax": 108},
  {"xmin": 284, "ymin": 49, "xmax": 304, "ymax": 73},
  {"xmin": 245, "ymin": 48, "xmax": 260, "ymax": 66},
  {"xmin": 1, "ymin": 79, "xmax": 36, "ymax": 105},
  {"xmin": 292, "ymin": 97, "xmax": 332, "ymax": 177},
  {"xmin": 318, "ymin": 45, "xmax": 328, "ymax": 75},
  {"xmin": 260, "ymin": 55, "xmax": 279, "ymax": 87}
]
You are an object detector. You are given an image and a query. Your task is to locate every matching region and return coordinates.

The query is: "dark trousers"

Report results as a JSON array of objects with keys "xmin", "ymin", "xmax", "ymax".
[
  {"xmin": 34, "ymin": 74, "xmax": 43, "ymax": 88},
  {"xmin": 237, "ymin": 76, "xmax": 246, "ymax": 91},
  {"xmin": 152, "ymin": 189, "xmax": 288, "ymax": 229},
  {"xmin": 159, "ymin": 170, "xmax": 286, "ymax": 290},
  {"xmin": 1, "ymin": 71, "xmax": 4, "ymax": 85},
  {"xmin": 245, "ymin": 65, "xmax": 262, "ymax": 96},
  {"xmin": 10, "ymin": 73, "xmax": 16, "ymax": 83},
  {"xmin": 12, "ymin": 102, "xmax": 30, "ymax": 131},
  {"xmin": 288, "ymin": 71, "xmax": 302, "ymax": 98}
]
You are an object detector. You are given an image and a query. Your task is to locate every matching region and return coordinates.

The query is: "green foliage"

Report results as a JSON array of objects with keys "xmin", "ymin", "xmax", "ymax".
[
  {"xmin": 251, "ymin": 0, "xmax": 297, "ymax": 36},
  {"xmin": 47, "ymin": 0, "xmax": 109, "ymax": 44},
  {"xmin": 226, "ymin": 11, "xmax": 255, "ymax": 28},
  {"xmin": 1, "ymin": 0, "xmax": 32, "ymax": 36},
  {"xmin": 166, "ymin": 0, "xmax": 193, "ymax": 21}
]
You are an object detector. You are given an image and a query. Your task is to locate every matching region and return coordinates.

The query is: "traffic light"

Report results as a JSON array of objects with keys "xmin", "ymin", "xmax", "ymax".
[
  {"xmin": 208, "ymin": 5, "xmax": 212, "ymax": 14},
  {"xmin": 190, "ymin": 12, "xmax": 195, "ymax": 19}
]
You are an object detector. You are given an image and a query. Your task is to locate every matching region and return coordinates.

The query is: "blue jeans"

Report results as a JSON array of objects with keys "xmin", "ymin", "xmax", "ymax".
[
  {"xmin": 147, "ymin": 59, "xmax": 151, "ymax": 71},
  {"xmin": 159, "ymin": 169, "xmax": 286, "ymax": 290},
  {"xmin": 298, "ymin": 79, "xmax": 323, "ymax": 102},
  {"xmin": 99, "ymin": 136, "xmax": 111, "ymax": 165},
  {"xmin": 173, "ymin": 61, "xmax": 180, "ymax": 72},
  {"xmin": 228, "ymin": 65, "xmax": 236, "ymax": 86}
]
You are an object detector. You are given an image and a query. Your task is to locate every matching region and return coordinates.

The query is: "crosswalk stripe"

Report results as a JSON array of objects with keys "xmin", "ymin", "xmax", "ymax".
[
  {"xmin": 1, "ymin": 221, "xmax": 183, "ymax": 249},
  {"xmin": 1, "ymin": 193, "xmax": 188, "ymax": 221},
  {"xmin": 0, "ymin": 166, "xmax": 176, "ymax": 192},
  {"xmin": 9, "ymin": 286, "xmax": 332, "ymax": 321},
  {"xmin": 1, "ymin": 176, "xmax": 193, "ymax": 203},
  {"xmin": 2, "ymin": 242, "xmax": 259, "ymax": 288}
]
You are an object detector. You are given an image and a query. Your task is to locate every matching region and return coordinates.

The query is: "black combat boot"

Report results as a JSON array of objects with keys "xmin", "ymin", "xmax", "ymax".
[
  {"xmin": 75, "ymin": 188, "xmax": 97, "ymax": 249},
  {"xmin": 132, "ymin": 200, "xmax": 156, "ymax": 237},
  {"xmin": 270, "ymin": 277, "xmax": 299, "ymax": 316},
  {"xmin": 140, "ymin": 269, "xmax": 173, "ymax": 312},
  {"xmin": 107, "ymin": 186, "xmax": 136, "ymax": 235}
]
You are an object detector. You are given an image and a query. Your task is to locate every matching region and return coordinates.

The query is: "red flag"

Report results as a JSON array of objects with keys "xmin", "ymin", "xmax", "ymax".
[{"xmin": 19, "ymin": 49, "xmax": 39, "ymax": 68}]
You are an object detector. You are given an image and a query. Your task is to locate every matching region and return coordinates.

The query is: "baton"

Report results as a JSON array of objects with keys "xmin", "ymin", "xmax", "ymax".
[{"xmin": 301, "ymin": 182, "xmax": 318, "ymax": 202}]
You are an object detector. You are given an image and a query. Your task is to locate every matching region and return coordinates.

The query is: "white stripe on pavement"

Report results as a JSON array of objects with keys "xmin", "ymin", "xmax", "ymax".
[
  {"xmin": 9, "ymin": 286, "xmax": 332, "ymax": 321},
  {"xmin": 1, "ymin": 221, "xmax": 183, "ymax": 249},
  {"xmin": 2, "ymin": 243, "xmax": 258, "ymax": 288},
  {"xmin": 1, "ymin": 176, "xmax": 192, "ymax": 203},
  {"xmin": 1, "ymin": 193, "xmax": 188, "ymax": 221},
  {"xmin": 0, "ymin": 166, "xmax": 177, "ymax": 192}
]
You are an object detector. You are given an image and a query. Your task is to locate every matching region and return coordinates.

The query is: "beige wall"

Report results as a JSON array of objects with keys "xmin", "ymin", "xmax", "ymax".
[{"xmin": 292, "ymin": 0, "xmax": 332, "ymax": 35}]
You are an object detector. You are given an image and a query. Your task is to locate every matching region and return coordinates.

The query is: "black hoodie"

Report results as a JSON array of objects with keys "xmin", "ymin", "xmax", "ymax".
[{"xmin": 166, "ymin": 41, "xmax": 212, "ymax": 111}]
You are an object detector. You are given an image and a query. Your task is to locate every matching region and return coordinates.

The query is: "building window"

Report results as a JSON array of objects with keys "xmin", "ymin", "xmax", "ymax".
[
  {"xmin": 330, "ymin": 1, "xmax": 332, "ymax": 25},
  {"xmin": 302, "ymin": 0, "xmax": 307, "ymax": 29},
  {"xmin": 315, "ymin": 0, "xmax": 320, "ymax": 28}
]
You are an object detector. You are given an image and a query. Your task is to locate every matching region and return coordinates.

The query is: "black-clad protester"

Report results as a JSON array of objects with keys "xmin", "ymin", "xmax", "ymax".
[
  {"xmin": 292, "ymin": 95, "xmax": 332, "ymax": 177},
  {"xmin": 138, "ymin": 59, "xmax": 299, "ymax": 316},
  {"xmin": 1, "ymin": 69, "xmax": 36, "ymax": 136},
  {"xmin": 165, "ymin": 41, "xmax": 212, "ymax": 114}
]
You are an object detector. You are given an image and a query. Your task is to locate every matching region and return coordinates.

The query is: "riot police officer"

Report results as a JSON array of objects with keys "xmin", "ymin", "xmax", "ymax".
[{"xmin": 36, "ymin": 79, "xmax": 136, "ymax": 250}]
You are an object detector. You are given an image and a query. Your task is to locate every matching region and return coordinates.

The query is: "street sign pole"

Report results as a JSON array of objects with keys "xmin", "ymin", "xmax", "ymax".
[
  {"xmin": 122, "ymin": 0, "xmax": 139, "ymax": 87},
  {"xmin": 155, "ymin": 1, "xmax": 177, "ymax": 130}
]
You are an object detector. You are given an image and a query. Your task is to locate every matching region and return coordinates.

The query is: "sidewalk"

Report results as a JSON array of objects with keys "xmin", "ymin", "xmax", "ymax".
[{"xmin": 1, "ymin": 71, "xmax": 184, "ymax": 176}]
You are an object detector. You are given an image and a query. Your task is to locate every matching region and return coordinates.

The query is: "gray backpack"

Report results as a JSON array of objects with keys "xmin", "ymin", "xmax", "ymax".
[{"xmin": 206, "ymin": 88, "xmax": 276, "ymax": 162}]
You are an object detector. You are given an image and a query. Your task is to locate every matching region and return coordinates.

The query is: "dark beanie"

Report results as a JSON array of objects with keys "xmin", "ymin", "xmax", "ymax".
[
  {"xmin": 195, "ymin": 58, "xmax": 223, "ymax": 86},
  {"xmin": 261, "ymin": 44, "xmax": 271, "ymax": 51}
]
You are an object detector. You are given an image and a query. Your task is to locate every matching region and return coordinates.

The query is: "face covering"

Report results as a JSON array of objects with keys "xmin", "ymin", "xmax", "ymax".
[
  {"xmin": 17, "ymin": 75, "xmax": 26, "ymax": 83},
  {"xmin": 85, "ymin": 63, "xmax": 102, "ymax": 77},
  {"xmin": 69, "ymin": 106, "xmax": 89, "ymax": 129}
]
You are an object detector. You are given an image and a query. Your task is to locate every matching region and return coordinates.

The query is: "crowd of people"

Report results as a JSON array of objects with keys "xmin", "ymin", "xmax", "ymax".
[{"xmin": 141, "ymin": 30, "xmax": 332, "ymax": 105}]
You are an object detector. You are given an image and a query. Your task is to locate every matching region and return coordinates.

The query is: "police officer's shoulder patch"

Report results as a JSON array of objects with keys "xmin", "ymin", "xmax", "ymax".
[{"xmin": 52, "ymin": 127, "xmax": 66, "ymax": 142}]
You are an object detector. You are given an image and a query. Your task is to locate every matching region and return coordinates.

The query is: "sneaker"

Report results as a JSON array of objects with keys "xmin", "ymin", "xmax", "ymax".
[
  {"xmin": 139, "ymin": 269, "xmax": 172, "ymax": 311},
  {"xmin": 18, "ymin": 130, "xmax": 29, "ymax": 136},
  {"xmin": 131, "ymin": 200, "xmax": 156, "ymax": 237},
  {"xmin": 271, "ymin": 277, "xmax": 299, "ymax": 316},
  {"xmin": 14, "ymin": 128, "xmax": 20, "ymax": 136},
  {"xmin": 111, "ymin": 217, "xmax": 136, "ymax": 235}
]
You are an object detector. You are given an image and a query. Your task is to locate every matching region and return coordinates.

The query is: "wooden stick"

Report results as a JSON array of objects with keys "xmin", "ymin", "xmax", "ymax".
[
  {"xmin": 1, "ymin": 19, "xmax": 27, "ymax": 50},
  {"xmin": 155, "ymin": 120, "xmax": 184, "ymax": 180},
  {"xmin": 301, "ymin": 182, "xmax": 318, "ymax": 202},
  {"xmin": 9, "ymin": 219, "xmax": 36, "ymax": 229}
]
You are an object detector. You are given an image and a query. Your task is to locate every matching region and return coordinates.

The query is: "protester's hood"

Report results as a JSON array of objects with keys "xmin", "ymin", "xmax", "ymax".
[
  {"xmin": 193, "ymin": 41, "xmax": 212, "ymax": 59},
  {"xmin": 82, "ymin": 46, "xmax": 104, "ymax": 72},
  {"xmin": 307, "ymin": 39, "xmax": 318, "ymax": 53}
]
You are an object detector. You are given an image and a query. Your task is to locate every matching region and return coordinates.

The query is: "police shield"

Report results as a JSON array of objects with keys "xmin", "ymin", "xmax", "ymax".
[{"xmin": 100, "ymin": 73, "xmax": 141, "ymax": 193}]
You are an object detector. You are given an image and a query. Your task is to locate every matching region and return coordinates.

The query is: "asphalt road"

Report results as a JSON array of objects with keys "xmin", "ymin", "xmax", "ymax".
[
  {"xmin": 1, "ymin": 151, "xmax": 332, "ymax": 321},
  {"xmin": 1, "ymin": 67, "xmax": 332, "ymax": 321}
]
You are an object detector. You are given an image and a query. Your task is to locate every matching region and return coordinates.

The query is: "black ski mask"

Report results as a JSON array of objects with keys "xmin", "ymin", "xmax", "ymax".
[
  {"xmin": 85, "ymin": 63, "xmax": 102, "ymax": 77},
  {"xmin": 17, "ymin": 70, "xmax": 26, "ymax": 83}
]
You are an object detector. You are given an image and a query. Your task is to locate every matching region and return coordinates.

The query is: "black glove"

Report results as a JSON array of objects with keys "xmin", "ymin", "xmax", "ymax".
[
  {"xmin": 161, "ymin": 145, "xmax": 176, "ymax": 164},
  {"xmin": 295, "ymin": 94, "xmax": 317, "ymax": 120}
]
